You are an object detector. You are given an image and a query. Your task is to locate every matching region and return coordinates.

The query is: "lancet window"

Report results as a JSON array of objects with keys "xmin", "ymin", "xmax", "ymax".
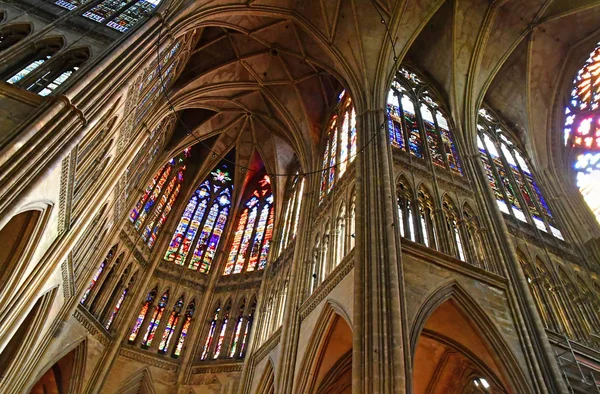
[
  {"xmin": 397, "ymin": 178, "xmax": 416, "ymax": 242},
  {"xmin": 200, "ymin": 306, "xmax": 220, "ymax": 360},
  {"xmin": 74, "ymin": 0, "xmax": 163, "ymax": 32},
  {"xmin": 129, "ymin": 148, "xmax": 190, "ymax": 248},
  {"xmin": 104, "ymin": 267, "xmax": 137, "ymax": 330},
  {"xmin": 564, "ymin": 41, "xmax": 600, "ymax": 224},
  {"xmin": 7, "ymin": 47, "xmax": 88, "ymax": 96},
  {"xmin": 80, "ymin": 244, "xmax": 118, "ymax": 304},
  {"xmin": 276, "ymin": 173, "xmax": 305, "ymax": 257},
  {"xmin": 418, "ymin": 186, "xmax": 436, "ymax": 249},
  {"xmin": 199, "ymin": 297, "xmax": 256, "ymax": 361},
  {"xmin": 224, "ymin": 175, "xmax": 274, "ymax": 275},
  {"xmin": 164, "ymin": 161, "xmax": 233, "ymax": 273},
  {"xmin": 173, "ymin": 300, "xmax": 195, "ymax": 357},
  {"xmin": 319, "ymin": 91, "xmax": 357, "ymax": 203},
  {"xmin": 387, "ymin": 67, "xmax": 463, "ymax": 175},
  {"xmin": 477, "ymin": 108, "xmax": 563, "ymax": 239},
  {"xmin": 442, "ymin": 197, "xmax": 465, "ymax": 261},
  {"xmin": 158, "ymin": 296, "xmax": 184, "ymax": 353},
  {"xmin": 128, "ymin": 287, "xmax": 157, "ymax": 342},
  {"xmin": 141, "ymin": 290, "xmax": 168, "ymax": 347},
  {"xmin": 0, "ymin": 23, "xmax": 32, "ymax": 52}
]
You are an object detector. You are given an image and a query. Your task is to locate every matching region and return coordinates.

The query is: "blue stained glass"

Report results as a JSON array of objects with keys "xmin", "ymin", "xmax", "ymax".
[
  {"xmin": 7, "ymin": 58, "xmax": 47, "ymax": 84},
  {"xmin": 83, "ymin": 0, "xmax": 127, "ymax": 23}
]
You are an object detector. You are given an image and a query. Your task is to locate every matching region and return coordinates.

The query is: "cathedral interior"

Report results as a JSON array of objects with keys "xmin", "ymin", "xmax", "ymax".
[{"xmin": 1, "ymin": 0, "xmax": 600, "ymax": 393}]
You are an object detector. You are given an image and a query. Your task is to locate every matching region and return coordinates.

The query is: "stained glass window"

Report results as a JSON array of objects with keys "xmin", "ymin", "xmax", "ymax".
[
  {"xmin": 239, "ymin": 300, "xmax": 256, "ymax": 357},
  {"xmin": 565, "ymin": 41, "xmax": 600, "ymax": 224},
  {"xmin": 38, "ymin": 68, "xmax": 78, "ymax": 96},
  {"xmin": 201, "ymin": 306, "xmax": 220, "ymax": 360},
  {"xmin": 387, "ymin": 67, "xmax": 463, "ymax": 175},
  {"xmin": 229, "ymin": 305, "xmax": 245, "ymax": 358},
  {"xmin": 224, "ymin": 175, "xmax": 274, "ymax": 275},
  {"xmin": 55, "ymin": 0, "xmax": 87, "ymax": 10},
  {"xmin": 164, "ymin": 161, "xmax": 233, "ymax": 273},
  {"xmin": 174, "ymin": 300, "xmax": 195, "ymax": 357},
  {"xmin": 319, "ymin": 92, "xmax": 357, "ymax": 204},
  {"xmin": 213, "ymin": 306, "xmax": 229, "ymax": 359},
  {"xmin": 141, "ymin": 291, "xmax": 168, "ymax": 347},
  {"xmin": 397, "ymin": 180, "xmax": 415, "ymax": 242},
  {"xmin": 82, "ymin": 0, "xmax": 161, "ymax": 32},
  {"xmin": 6, "ymin": 57, "xmax": 49, "ymax": 84},
  {"xmin": 277, "ymin": 174, "xmax": 305, "ymax": 257},
  {"xmin": 105, "ymin": 273, "xmax": 136, "ymax": 330},
  {"xmin": 80, "ymin": 245, "xmax": 117, "ymax": 304},
  {"xmin": 159, "ymin": 296, "xmax": 184, "ymax": 353},
  {"xmin": 130, "ymin": 148, "xmax": 190, "ymax": 248},
  {"xmin": 478, "ymin": 108, "xmax": 563, "ymax": 239},
  {"xmin": 129, "ymin": 288, "xmax": 157, "ymax": 342}
]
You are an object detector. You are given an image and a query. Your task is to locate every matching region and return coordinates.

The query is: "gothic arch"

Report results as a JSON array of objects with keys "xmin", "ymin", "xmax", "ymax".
[
  {"xmin": 410, "ymin": 281, "xmax": 532, "ymax": 394},
  {"xmin": 27, "ymin": 339, "xmax": 86, "ymax": 394},
  {"xmin": 0, "ymin": 202, "xmax": 52, "ymax": 295},
  {"xmin": 295, "ymin": 300, "xmax": 352, "ymax": 394},
  {"xmin": 0, "ymin": 22, "xmax": 33, "ymax": 52},
  {"xmin": 0, "ymin": 287, "xmax": 57, "ymax": 390},
  {"xmin": 116, "ymin": 367, "xmax": 156, "ymax": 394},
  {"xmin": 255, "ymin": 359, "xmax": 275, "ymax": 394}
]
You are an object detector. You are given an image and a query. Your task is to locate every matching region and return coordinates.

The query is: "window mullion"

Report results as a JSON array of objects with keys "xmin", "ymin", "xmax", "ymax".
[{"xmin": 479, "ymin": 131, "xmax": 516, "ymax": 218}]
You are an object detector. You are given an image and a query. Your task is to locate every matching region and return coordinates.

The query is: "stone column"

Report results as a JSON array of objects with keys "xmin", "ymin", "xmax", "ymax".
[{"xmin": 353, "ymin": 108, "xmax": 406, "ymax": 392}]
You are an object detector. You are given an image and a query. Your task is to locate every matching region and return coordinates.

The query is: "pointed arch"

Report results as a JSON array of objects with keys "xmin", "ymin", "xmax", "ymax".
[
  {"xmin": 255, "ymin": 359, "xmax": 275, "ymax": 394},
  {"xmin": 0, "ymin": 203, "xmax": 51, "ymax": 294},
  {"xmin": 410, "ymin": 281, "xmax": 532, "ymax": 394},
  {"xmin": 0, "ymin": 287, "xmax": 57, "ymax": 385},
  {"xmin": 417, "ymin": 184, "xmax": 436, "ymax": 249},
  {"xmin": 442, "ymin": 195, "xmax": 465, "ymax": 260},
  {"xmin": 28, "ymin": 339, "xmax": 86, "ymax": 394},
  {"xmin": 295, "ymin": 300, "xmax": 353, "ymax": 394},
  {"xmin": 116, "ymin": 367, "xmax": 156, "ymax": 394},
  {"xmin": 396, "ymin": 174, "xmax": 416, "ymax": 241},
  {"xmin": 0, "ymin": 22, "xmax": 33, "ymax": 52}
]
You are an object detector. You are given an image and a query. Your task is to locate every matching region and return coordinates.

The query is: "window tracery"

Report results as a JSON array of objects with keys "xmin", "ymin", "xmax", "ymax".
[
  {"xmin": 80, "ymin": 244, "xmax": 118, "ymax": 304},
  {"xmin": 6, "ymin": 46, "xmax": 89, "ymax": 96},
  {"xmin": 164, "ymin": 160, "xmax": 233, "ymax": 273},
  {"xmin": 387, "ymin": 67, "xmax": 463, "ymax": 175},
  {"xmin": 174, "ymin": 299, "xmax": 195, "ymax": 357},
  {"xmin": 0, "ymin": 23, "xmax": 32, "ymax": 52},
  {"xmin": 76, "ymin": 0, "xmax": 162, "ymax": 32},
  {"xmin": 224, "ymin": 174, "xmax": 274, "ymax": 275},
  {"xmin": 319, "ymin": 91, "xmax": 357, "ymax": 204},
  {"xmin": 129, "ymin": 148, "xmax": 190, "ymax": 248},
  {"xmin": 477, "ymin": 108, "xmax": 563, "ymax": 239},
  {"xmin": 564, "ymin": 42, "xmax": 600, "ymax": 223},
  {"xmin": 277, "ymin": 173, "xmax": 304, "ymax": 257}
]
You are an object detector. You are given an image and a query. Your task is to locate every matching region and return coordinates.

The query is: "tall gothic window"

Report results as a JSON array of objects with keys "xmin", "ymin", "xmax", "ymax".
[
  {"xmin": 277, "ymin": 173, "xmax": 305, "ymax": 257},
  {"xmin": 224, "ymin": 175, "xmax": 274, "ymax": 275},
  {"xmin": 418, "ymin": 186, "xmax": 437, "ymax": 249},
  {"xmin": 105, "ymin": 268, "xmax": 137, "ymax": 330},
  {"xmin": 159, "ymin": 296, "xmax": 184, "ymax": 353},
  {"xmin": 387, "ymin": 67, "xmax": 463, "ymax": 175},
  {"xmin": 80, "ymin": 244, "xmax": 118, "ymax": 304},
  {"xmin": 319, "ymin": 91, "xmax": 357, "ymax": 203},
  {"xmin": 201, "ymin": 306, "xmax": 220, "ymax": 360},
  {"xmin": 141, "ymin": 290, "xmax": 168, "ymax": 347},
  {"xmin": 76, "ymin": 0, "xmax": 163, "ymax": 32},
  {"xmin": 128, "ymin": 287, "xmax": 157, "ymax": 342},
  {"xmin": 129, "ymin": 148, "xmax": 190, "ymax": 248},
  {"xmin": 477, "ymin": 108, "xmax": 563, "ymax": 239},
  {"xmin": 134, "ymin": 42, "xmax": 181, "ymax": 124},
  {"xmin": 443, "ymin": 197, "xmax": 465, "ymax": 261},
  {"xmin": 173, "ymin": 299, "xmax": 195, "ymax": 357},
  {"xmin": 564, "ymin": 42, "xmax": 600, "ymax": 223},
  {"xmin": 397, "ymin": 178, "xmax": 416, "ymax": 242},
  {"xmin": 164, "ymin": 160, "xmax": 233, "ymax": 273}
]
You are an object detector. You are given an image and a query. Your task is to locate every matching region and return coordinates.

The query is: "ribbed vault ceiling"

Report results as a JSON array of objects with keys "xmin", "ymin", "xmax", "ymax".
[{"xmin": 159, "ymin": 0, "xmax": 600, "ymax": 186}]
